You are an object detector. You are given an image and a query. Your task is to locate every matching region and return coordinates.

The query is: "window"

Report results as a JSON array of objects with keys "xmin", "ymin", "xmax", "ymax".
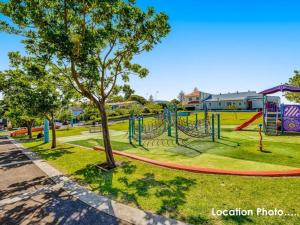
[
  {"xmin": 209, "ymin": 103, "xmax": 211, "ymax": 106},
  {"xmin": 189, "ymin": 98, "xmax": 192, "ymax": 101},
  {"xmin": 227, "ymin": 102, "xmax": 232, "ymax": 106},
  {"xmin": 219, "ymin": 102, "xmax": 221, "ymax": 106},
  {"xmin": 196, "ymin": 97, "xmax": 200, "ymax": 100},
  {"xmin": 239, "ymin": 102, "xmax": 242, "ymax": 106}
]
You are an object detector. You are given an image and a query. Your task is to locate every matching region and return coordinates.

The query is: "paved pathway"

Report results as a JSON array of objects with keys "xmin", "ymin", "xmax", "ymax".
[{"xmin": 0, "ymin": 136, "xmax": 130, "ymax": 225}]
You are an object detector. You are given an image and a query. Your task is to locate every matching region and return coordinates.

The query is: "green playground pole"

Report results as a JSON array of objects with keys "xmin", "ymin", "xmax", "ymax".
[
  {"xmin": 175, "ymin": 107, "xmax": 179, "ymax": 144},
  {"xmin": 133, "ymin": 115, "xmax": 135, "ymax": 135},
  {"xmin": 168, "ymin": 108, "xmax": 171, "ymax": 136},
  {"xmin": 195, "ymin": 112, "xmax": 198, "ymax": 129},
  {"xmin": 204, "ymin": 104, "xmax": 208, "ymax": 134},
  {"xmin": 138, "ymin": 117, "xmax": 142, "ymax": 146},
  {"xmin": 186, "ymin": 115, "xmax": 188, "ymax": 126},
  {"xmin": 163, "ymin": 108, "xmax": 167, "ymax": 131},
  {"xmin": 217, "ymin": 113, "xmax": 221, "ymax": 139},
  {"xmin": 128, "ymin": 118, "xmax": 132, "ymax": 144},
  {"xmin": 212, "ymin": 114, "xmax": 215, "ymax": 142},
  {"xmin": 142, "ymin": 116, "xmax": 144, "ymax": 132}
]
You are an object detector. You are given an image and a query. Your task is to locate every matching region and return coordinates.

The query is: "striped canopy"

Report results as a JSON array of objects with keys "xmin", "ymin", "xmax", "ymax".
[{"xmin": 259, "ymin": 84, "xmax": 300, "ymax": 95}]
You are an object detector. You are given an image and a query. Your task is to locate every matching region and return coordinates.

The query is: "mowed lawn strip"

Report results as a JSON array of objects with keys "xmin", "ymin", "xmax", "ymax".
[
  {"xmin": 19, "ymin": 140, "xmax": 300, "ymax": 225},
  {"xmin": 68, "ymin": 125, "xmax": 300, "ymax": 171}
]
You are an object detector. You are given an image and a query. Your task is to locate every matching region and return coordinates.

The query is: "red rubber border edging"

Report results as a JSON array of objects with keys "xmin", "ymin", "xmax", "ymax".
[{"xmin": 93, "ymin": 146, "xmax": 300, "ymax": 177}]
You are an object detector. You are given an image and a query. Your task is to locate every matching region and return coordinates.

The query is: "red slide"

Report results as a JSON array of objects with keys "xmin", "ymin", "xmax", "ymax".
[{"xmin": 234, "ymin": 111, "xmax": 263, "ymax": 131}]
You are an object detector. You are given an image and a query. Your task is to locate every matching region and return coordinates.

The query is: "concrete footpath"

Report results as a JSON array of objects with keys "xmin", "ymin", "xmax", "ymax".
[{"xmin": 0, "ymin": 136, "xmax": 186, "ymax": 225}]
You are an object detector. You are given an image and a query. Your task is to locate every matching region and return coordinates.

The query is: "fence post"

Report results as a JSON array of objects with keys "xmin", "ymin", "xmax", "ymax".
[
  {"xmin": 217, "ymin": 113, "xmax": 221, "ymax": 139},
  {"xmin": 212, "ymin": 114, "xmax": 215, "ymax": 142},
  {"xmin": 142, "ymin": 116, "xmax": 144, "ymax": 132},
  {"xmin": 186, "ymin": 115, "xmax": 188, "ymax": 126},
  {"xmin": 175, "ymin": 107, "xmax": 179, "ymax": 144},
  {"xmin": 138, "ymin": 117, "xmax": 142, "ymax": 146},
  {"xmin": 195, "ymin": 112, "xmax": 198, "ymax": 129},
  {"xmin": 168, "ymin": 108, "xmax": 171, "ymax": 136}
]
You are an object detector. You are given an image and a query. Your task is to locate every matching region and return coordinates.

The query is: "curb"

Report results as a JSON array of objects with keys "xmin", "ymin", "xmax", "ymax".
[
  {"xmin": 8, "ymin": 137, "xmax": 186, "ymax": 225},
  {"xmin": 93, "ymin": 146, "xmax": 300, "ymax": 177}
]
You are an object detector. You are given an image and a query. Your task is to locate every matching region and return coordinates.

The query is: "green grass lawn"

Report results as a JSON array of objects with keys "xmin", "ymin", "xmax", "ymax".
[
  {"xmin": 19, "ymin": 140, "xmax": 300, "ymax": 225},
  {"xmin": 68, "ymin": 125, "xmax": 300, "ymax": 171},
  {"xmin": 108, "ymin": 111, "xmax": 263, "ymax": 131}
]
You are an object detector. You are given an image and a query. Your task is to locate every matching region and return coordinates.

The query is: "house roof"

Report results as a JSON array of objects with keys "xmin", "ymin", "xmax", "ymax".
[{"xmin": 184, "ymin": 90, "xmax": 200, "ymax": 98}]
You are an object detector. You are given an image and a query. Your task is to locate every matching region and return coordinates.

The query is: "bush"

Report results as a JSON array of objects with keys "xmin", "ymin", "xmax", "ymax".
[{"xmin": 142, "ymin": 107, "xmax": 151, "ymax": 114}]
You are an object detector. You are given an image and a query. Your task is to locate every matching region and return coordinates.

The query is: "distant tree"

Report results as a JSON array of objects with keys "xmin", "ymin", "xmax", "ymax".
[
  {"xmin": 285, "ymin": 71, "xmax": 300, "ymax": 103},
  {"xmin": 149, "ymin": 94, "xmax": 154, "ymax": 102},
  {"xmin": 193, "ymin": 87, "xmax": 199, "ymax": 92},
  {"xmin": 171, "ymin": 99, "xmax": 180, "ymax": 105},
  {"xmin": 123, "ymin": 85, "xmax": 135, "ymax": 100},
  {"xmin": 130, "ymin": 95, "xmax": 147, "ymax": 105},
  {"xmin": 108, "ymin": 95, "xmax": 124, "ymax": 103},
  {"xmin": 178, "ymin": 91, "xmax": 185, "ymax": 103},
  {"xmin": 1, "ymin": 0, "xmax": 170, "ymax": 168},
  {"xmin": 58, "ymin": 109, "xmax": 73, "ymax": 124}
]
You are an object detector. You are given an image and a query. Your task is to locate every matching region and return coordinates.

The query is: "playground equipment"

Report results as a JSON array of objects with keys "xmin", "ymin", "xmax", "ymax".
[
  {"xmin": 234, "ymin": 111, "xmax": 263, "ymax": 131},
  {"xmin": 128, "ymin": 106, "xmax": 221, "ymax": 146},
  {"xmin": 44, "ymin": 119, "xmax": 49, "ymax": 143},
  {"xmin": 10, "ymin": 124, "xmax": 60, "ymax": 137},
  {"xmin": 260, "ymin": 84, "xmax": 300, "ymax": 136},
  {"xmin": 89, "ymin": 125, "xmax": 102, "ymax": 133}
]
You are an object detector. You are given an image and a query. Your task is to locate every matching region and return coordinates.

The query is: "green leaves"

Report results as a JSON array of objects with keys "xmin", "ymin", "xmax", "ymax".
[
  {"xmin": 1, "ymin": 0, "xmax": 170, "ymax": 102},
  {"xmin": 286, "ymin": 71, "xmax": 300, "ymax": 103}
]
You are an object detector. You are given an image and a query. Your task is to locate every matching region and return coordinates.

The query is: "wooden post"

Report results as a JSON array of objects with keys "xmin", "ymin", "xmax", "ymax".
[{"xmin": 258, "ymin": 124, "xmax": 263, "ymax": 151}]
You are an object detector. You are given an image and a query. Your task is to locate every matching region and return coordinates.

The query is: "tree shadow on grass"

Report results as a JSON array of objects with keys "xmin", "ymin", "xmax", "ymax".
[
  {"xmin": 222, "ymin": 215, "xmax": 254, "ymax": 225},
  {"xmin": 74, "ymin": 161, "xmax": 196, "ymax": 220},
  {"xmin": 32, "ymin": 146, "xmax": 74, "ymax": 160}
]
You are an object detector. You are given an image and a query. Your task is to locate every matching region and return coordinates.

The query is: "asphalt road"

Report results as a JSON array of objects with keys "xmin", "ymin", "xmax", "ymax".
[{"xmin": 0, "ymin": 136, "xmax": 130, "ymax": 225}]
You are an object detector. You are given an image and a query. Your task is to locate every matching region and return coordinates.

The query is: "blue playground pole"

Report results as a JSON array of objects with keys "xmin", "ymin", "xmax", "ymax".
[
  {"xmin": 70, "ymin": 117, "xmax": 74, "ymax": 127},
  {"xmin": 44, "ymin": 119, "xmax": 49, "ymax": 143}
]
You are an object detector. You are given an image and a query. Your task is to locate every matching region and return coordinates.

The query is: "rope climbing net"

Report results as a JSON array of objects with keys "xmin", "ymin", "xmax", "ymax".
[{"xmin": 129, "ymin": 107, "xmax": 221, "ymax": 146}]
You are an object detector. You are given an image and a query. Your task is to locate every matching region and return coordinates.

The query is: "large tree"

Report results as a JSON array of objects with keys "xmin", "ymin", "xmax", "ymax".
[
  {"xmin": 285, "ymin": 71, "xmax": 300, "ymax": 103},
  {"xmin": 0, "ymin": 52, "xmax": 73, "ymax": 147},
  {"xmin": 0, "ymin": 0, "xmax": 170, "ymax": 168}
]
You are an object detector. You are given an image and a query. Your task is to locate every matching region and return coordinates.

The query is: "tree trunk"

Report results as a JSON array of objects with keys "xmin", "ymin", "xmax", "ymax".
[
  {"xmin": 51, "ymin": 115, "xmax": 57, "ymax": 149},
  {"xmin": 97, "ymin": 102, "xmax": 116, "ymax": 169},
  {"xmin": 27, "ymin": 121, "xmax": 33, "ymax": 139}
]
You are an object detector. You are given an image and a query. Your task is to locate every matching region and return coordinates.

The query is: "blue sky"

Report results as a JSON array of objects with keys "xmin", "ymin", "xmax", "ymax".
[{"xmin": 1, "ymin": 0, "xmax": 300, "ymax": 102}]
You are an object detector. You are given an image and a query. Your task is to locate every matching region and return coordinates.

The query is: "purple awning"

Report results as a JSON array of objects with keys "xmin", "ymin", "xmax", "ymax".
[{"xmin": 259, "ymin": 84, "xmax": 300, "ymax": 95}]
